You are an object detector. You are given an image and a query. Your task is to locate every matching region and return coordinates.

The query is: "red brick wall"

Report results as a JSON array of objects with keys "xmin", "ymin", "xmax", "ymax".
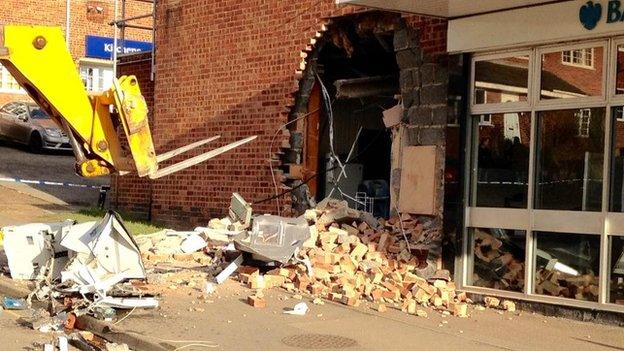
[
  {"xmin": 112, "ymin": 52, "xmax": 154, "ymax": 218},
  {"xmin": 113, "ymin": 0, "xmax": 448, "ymax": 227},
  {"xmin": 0, "ymin": 0, "xmax": 152, "ymax": 106},
  {"xmin": 403, "ymin": 15, "xmax": 447, "ymax": 58}
]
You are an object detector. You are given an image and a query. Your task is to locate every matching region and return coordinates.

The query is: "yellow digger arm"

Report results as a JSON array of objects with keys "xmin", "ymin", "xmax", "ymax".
[{"xmin": 0, "ymin": 25, "xmax": 256, "ymax": 178}]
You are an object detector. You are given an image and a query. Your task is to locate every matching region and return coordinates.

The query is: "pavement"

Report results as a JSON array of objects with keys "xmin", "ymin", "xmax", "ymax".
[
  {"xmin": 5, "ymin": 267, "xmax": 622, "ymax": 351},
  {"xmin": 108, "ymin": 279, "xmax": 624, "ymax": 351}
]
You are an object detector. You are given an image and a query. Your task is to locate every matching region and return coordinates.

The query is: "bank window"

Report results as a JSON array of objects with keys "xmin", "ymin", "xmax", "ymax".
[
  {"xmin": 609, "ymin": 236, "xmax": 624, "ymax": 305},
  {"xmin": 466, "ymin": 40, "xmax": 624, "ymax": 310},
  {"xmin": 561, "ymin": 48, "xmax": 594, "ymax": 69},
  {"xmin": 535, "ymin": 108, "xmax": 604, "ymax": 212},
  {"xmin": 534, "ymin": 232, "xmax": 600, "ymax": 302},
  {"xmin": 473, "ymin": 54, "xmax": 529, "ymax": 105},
  {"xmin": 576, "ymin": 109, "xmax": 591, "ymax": 137},
  {"xmin": 541, "ymin": 46, "xmax": 604, "ymax": 100},
  {"xmin": 471, "ymin": 112, "xmax": 531, "ymax": 208},
  {"xmin": 469, "ymin": 227, "xmax": 526, "ymax": 292},
  {"xmin": 0, "ymin": 64, "xmax": 23, "ymax": 93},
  {"xmin": 616, "ymin": 45, "xmax": 624, "ymax": 94},
  {"xmin": 79, "ymin": 63, "xmax": 113, "ymax": 92}
]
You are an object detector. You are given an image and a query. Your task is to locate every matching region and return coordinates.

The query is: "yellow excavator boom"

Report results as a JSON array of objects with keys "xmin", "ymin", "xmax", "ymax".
[{"xmin": 0, "ymin": 25, "xmax": 256, "ymax": 178}]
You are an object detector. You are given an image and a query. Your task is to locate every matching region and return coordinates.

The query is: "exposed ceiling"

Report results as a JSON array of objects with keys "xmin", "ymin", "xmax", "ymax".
[{"xmin": 335, "ymin": 0, "xmax": 572, "ymax": 18}]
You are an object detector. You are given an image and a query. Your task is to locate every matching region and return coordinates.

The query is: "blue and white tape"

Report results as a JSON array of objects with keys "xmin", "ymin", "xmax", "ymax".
[{"xmin": 0, "ymin": 177, "xmax": 108, "ymax": 190}]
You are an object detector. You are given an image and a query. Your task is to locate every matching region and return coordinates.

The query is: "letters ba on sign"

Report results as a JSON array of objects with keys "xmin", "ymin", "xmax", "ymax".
[
  {"xmin": 580, "ymin": 0, "xmax": 624, "ymax": 30},
  {"xmin": 85, "ymin": 35, "xmax": 153, "ymax": 60}
]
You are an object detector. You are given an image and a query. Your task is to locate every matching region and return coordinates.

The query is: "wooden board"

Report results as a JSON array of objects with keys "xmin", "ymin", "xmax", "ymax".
[{"xmin": 398, "ymin": 146, "xmax": 437, "ymax": 215}]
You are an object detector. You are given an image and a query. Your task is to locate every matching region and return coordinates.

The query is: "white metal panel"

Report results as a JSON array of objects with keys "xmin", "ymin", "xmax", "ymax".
[
  {"xmin": 449, "ymin": 1, "xmax": 624, "ymax": 53},
  {"xmin": 466, "ymin": 207, "xmax": 530, "ymax": 230},
  {"xmin": 532, "ymin": 210, "xmax": 603, "ymax": 234},
  {"xmin": 336, "ymin": 0, "xmax": 556, "ymax": 18}
]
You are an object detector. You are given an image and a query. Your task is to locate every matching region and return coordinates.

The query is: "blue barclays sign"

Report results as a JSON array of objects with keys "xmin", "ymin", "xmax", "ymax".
[
  {"xmin": 579, "ymin": 0, "xmax": 624, "ymax": 30},
  {"xmin": 85, "ymin": 35, "xmax": 153, "ymax": 59}
]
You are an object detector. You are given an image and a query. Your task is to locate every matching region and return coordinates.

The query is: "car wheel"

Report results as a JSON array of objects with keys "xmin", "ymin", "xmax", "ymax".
[{"xmin": 29, "ymin": 132, "xmax": 43, "ymax": 153}]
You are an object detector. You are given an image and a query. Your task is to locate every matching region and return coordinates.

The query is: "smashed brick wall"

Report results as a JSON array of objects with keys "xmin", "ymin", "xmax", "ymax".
[
  {"xmin": 392, "ymin": 18, "xmax": 450, "ymax": 275},
  {"xmin": 143, "ymin": 0, "xmax": 367, "ymax": 227},
  {"xmin": 114, "ymin": 0, "xmax": 450, "ymax": 232}
]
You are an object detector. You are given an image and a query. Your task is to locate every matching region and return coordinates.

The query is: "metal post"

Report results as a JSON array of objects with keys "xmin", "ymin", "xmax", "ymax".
[
  {"xmin": 583, "ymin": 151, "xmax": 590, "ymax": 211},
  {"xmin": 65, "ymin": 0, "xmax": 71, "ymax": 48},
  {"xmin": 120, "ymin": 0, "xmax": 126, "ymax": 56},
  {"xmin": 151, "ymin": 0, "xmax": 156, "ymax": 81},
  {"xmin": 113, "ymin": 0, "xmax": 119, "ymax": 77}
]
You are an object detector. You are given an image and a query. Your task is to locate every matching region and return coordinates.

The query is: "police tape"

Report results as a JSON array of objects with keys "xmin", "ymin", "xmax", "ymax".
[{"xmin": 0, "ymin": 177, "xmax": 109, "ymax": 190}]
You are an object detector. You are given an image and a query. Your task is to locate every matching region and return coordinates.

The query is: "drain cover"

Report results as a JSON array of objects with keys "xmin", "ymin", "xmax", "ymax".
[{"xmin": 281, "ymin": 334, "xmax": 357, "ymax": 349}]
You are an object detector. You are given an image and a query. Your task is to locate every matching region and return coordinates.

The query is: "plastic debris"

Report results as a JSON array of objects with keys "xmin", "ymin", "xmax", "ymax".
[
  {"xmin": 2, "ymin": 296, "xmax": 26, "ymax": 310},
  {"xmin": 283, "ymin": 302, "xmax": 309, "ymax": 315},
  {"xmin": 204, "ymin": 282, "xmax": 216, "ymax": 294},
  {"xmin": 180, "ymin": 233, "xmax": 208, "ymax": 253}
]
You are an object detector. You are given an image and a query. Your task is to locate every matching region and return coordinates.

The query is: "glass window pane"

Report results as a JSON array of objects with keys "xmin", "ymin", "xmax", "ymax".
[
  {"xmin": 541, "ymin": 46, "xmax": 603, "ymax": 99},
  {"xmin": 469, "ymin": 228, "xmax": 526, "ymax": 292},
  {"xmin": 609, "ymin": 236, "xmax": 624, "ymax": 305},
  {"xmin": 534, "ymin": 232, "xmax": 600, "ymax": 302},
  {"xmin": 474, "ymin": 55, "xmax": 529, "ymax": 105},
  {"xmin": 610, "ymin": 107, "xmax": 624, "ymax": 211},
  {"xmin": 472, "ymin": 112, "xmax": 531, "ymax": 208},
  {"xmin": 535, "ymin": 108, "xmax": 604, "ymax": 211},
  {"xmin": 616, "ymin": 45, "xmax": 624, "ymax": 94}
]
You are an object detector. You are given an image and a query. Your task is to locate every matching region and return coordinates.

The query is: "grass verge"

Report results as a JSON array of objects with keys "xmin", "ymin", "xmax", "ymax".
[{"xmin": 43, "ymin": 207, "xmax": 166, "ymax": 235}]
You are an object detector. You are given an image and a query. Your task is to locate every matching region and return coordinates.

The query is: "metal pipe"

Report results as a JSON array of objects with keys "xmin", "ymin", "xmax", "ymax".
[
  {"xmin": 113, "ymin": 0, "xmax": 118, "ymax": 77},
  {"xmin": 120, "ymin": 0, "xmax": 126, "ymax": 60},
  {"xmin": 118, "ymin": 24, "xmax": 153, "ymax": 30},
  {"xmin": 109, "ymin": 12, "xmax": 154, "ymax": 24},
  {"xmin": 65, "ymin": 0, "xmax": 71, "ymax": 48},
  {"xmin": 62, "ymin": 120, "xmax": 86, "ymax": 163},
  {"xmin": 151, "ymin": 0, "xmax": 156, "ymax": 81}
]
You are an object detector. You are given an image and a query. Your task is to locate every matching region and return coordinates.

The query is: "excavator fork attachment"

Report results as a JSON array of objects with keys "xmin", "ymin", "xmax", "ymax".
[
  {"xmin": 149, "ymin": 135, "xmax": 257, "ymax": 179},
  {"xmin": 0, "ymin": 25, "xmax": 257, "ymax": 179}
]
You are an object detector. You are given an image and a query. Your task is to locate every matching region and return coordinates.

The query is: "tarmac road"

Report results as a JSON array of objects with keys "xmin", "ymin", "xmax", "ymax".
[{"xmin": 0, "ymin": 142, "xmax": 109, "ymax": 207}]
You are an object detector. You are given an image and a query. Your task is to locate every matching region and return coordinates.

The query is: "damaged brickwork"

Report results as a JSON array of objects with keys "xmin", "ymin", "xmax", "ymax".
[
  {"xmin": 391, "ymin": 18, "xmax": 451, "ymax": 274},
  {"xmin": 111, "ymin": 2, "xmax": 452, "ymax": 256}
]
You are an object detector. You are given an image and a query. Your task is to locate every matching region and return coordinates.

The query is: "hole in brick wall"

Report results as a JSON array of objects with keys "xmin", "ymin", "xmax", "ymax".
[{"xmin": 301, "ymin": 12, "xmax": 400, "ymax": 219}]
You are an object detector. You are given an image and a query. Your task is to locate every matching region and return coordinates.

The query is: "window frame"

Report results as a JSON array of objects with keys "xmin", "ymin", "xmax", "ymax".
[
  {"xmin": 460, "ymin": 38, "xmax": 624, "ymax": 313},
  {"xmin": 79, "ymin": 62, "xmax": 114, "ymax": 93},
  {"xmin": 561, "ymin": 48, "xmax": 595, "ymax": 69},
  {"xmin": 536, "ymin": 41, "xmax": 608, "ymax": 108},
  {"xmin": 0, "ymin": 64, "xmax": 25, "ymax": 94},
  {"xmin": 471, "ymin": 50, "xmax": 533, "ymax": 114}
]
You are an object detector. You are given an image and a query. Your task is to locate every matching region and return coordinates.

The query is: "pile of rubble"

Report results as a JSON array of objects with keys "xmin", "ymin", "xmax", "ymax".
[
  {"xmin": 535, "ymin": 268, "xmax": 599, "ymax": 301},
  {"xmin": 472, "ymin": 228, "xmax": 525, "ymax": 291},
  {"xmin": 0, "ymin": 193, "xmax": 522, "ymax": 349},
  {"xmin": 232, "ymin": 199, "xmax": 472, "ymax": 317}
]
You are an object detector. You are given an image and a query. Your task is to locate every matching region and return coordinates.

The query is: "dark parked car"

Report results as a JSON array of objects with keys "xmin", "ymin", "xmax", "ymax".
[{"xmin": 0, "ymin": 101, "xmax": 71, "ymax": 152}]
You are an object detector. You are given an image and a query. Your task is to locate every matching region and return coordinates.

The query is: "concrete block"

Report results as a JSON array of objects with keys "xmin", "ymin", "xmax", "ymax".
[
  {"xmin": 407, "ymin": 106, "xmax": 432, "ymax": 126},
  {"xmin": 399, "ymin": 70, "xmax": 413, "ymax": 92},
  {"xmin": 420, "ymin": 84, "xmax": 448, "ymax": 105},
  {"xmin": 393, "ymin": 28, "xmax": 420, "ymax": 51},
  {"xmin": 396, "ymin": 48, "xmax": 423, "ymax": 69},
  {"xmin": 431, "ymin": 106, "xmax": 448, "ymax": 125},
  {"xmin": 420, "ymin": 63, "xmax": 436, "ymax": 85},
  {"xmin": 418, "ymin": 127, "xmax": 445, "ymax": 146}
]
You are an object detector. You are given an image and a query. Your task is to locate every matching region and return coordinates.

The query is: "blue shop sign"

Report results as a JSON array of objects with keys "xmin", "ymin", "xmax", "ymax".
[
  {"xmin": 85, "ymin": 35, "xmax": 153, "ymax": 59},
  {"xmin": 580, "ymin": 0, "xmax": 624, "ymax": 30}
]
